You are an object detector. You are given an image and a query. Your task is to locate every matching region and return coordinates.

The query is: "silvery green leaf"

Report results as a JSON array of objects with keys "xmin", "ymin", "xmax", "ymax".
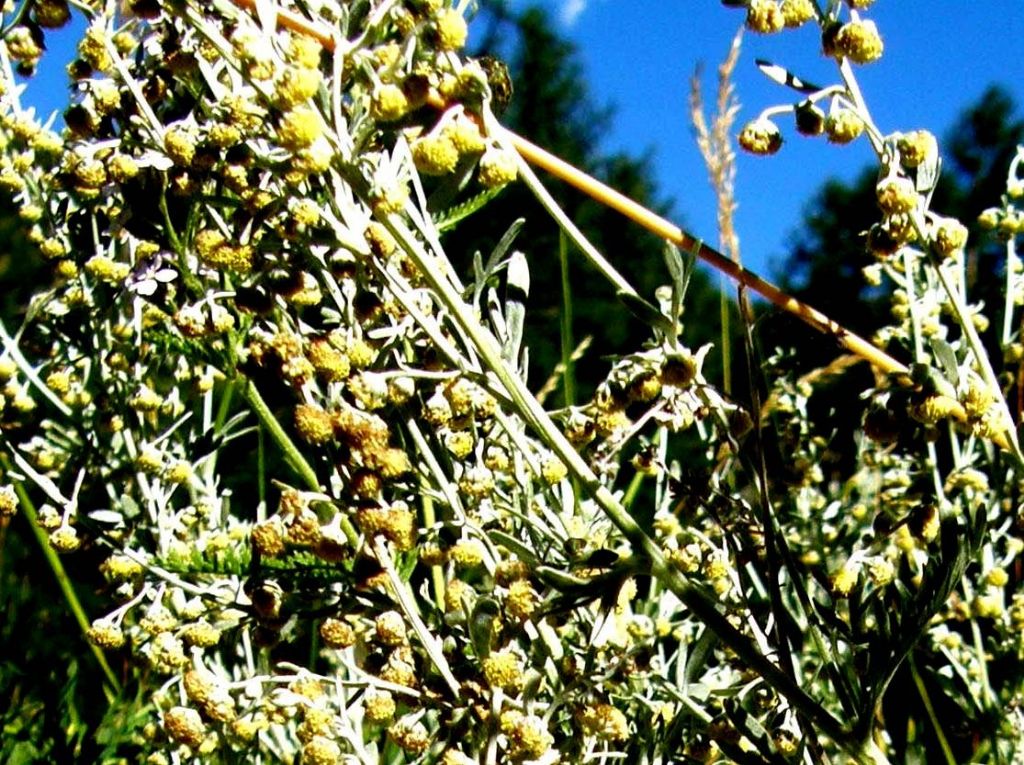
[
  {"xmin": 318, "ymin": 307, "xmax": 342, "ymax": 325},
  {"xmin": 434, "ymin": 186, "xmax": 505, "ymax": 232},
  {"xmin": 43, "ymin": 297, "xmax": 70, "ymax": 317},
  {"xmin": 665, "ymin": 240, "xmax": 695, "ymax": 334},
  {"xmin": 88, "ymin": 509, "xmax": 125, "ymax": 526},
  {"xmin": 483, "ymin": 218, "xmax": 525, "ymax": 279},
  {"xmin": 472, "ymin": 219, "xmax": 524, "ymax": 305},
  {"xmin": 618, "ymin": 291, "xmax": 673, "ymax": 333},
  {"xmin": 472, "ymin": 250, "xmax": 485, "ymax": 288},
  {"xmin": 268, "ymin": 689, "xmax": 309, "ymax": 708},
  {"xmin": 470, "ymin": 598, "xmax": 500, "ymax": 658},
  {"xmin": 503, "ymin": 251, "xmax": 529, "ymax": 366},
  {"xmin": 487, "ymin": 286, "xmax": 506, "ymax": 340},
  {"xmin": 910, "ymin": 362, "xmax": 956, "ymax": 399},
  {"xmin": 928, "ymin": 338, "xmax": 959, "ymax": 387},
  {"xmin": 665, "ymin": 240, "xmax": 685, "ymax": 283},
  {"xmin": 486, "ymin": 531, "xmax": 539, "ymax": 564}
]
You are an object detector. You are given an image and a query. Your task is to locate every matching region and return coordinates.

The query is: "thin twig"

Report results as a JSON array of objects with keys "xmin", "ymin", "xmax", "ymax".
[
  {"xmin": 510, "ymin": 130, "xmax": 906, "ymax": 377},
  {"xmin": 373, "ymin": 537, "xmax": 461, "ymax": 697}
]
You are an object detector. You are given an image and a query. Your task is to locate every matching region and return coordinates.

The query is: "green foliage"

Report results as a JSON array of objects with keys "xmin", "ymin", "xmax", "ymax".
[
  {"xmin": 783, "ymin": 85, "xmax": 1024, "ymax": 338},
  {"xmin": 455, "ymin": 4, "xmax": 732, "ymax": 399},
  {"xmin": 758, "ymin": 85, "xmax": 1024, "ymax": 765},
  {"xmin": 0, "ymin": 517, "xmax": 147, "ymax": 763},
  {"xmin": 1, "ymin": 2, "xmax": 1024, "ymax": 763}
]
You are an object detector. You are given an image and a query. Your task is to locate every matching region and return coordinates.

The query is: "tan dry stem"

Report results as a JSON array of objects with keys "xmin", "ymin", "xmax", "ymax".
[
  {"xmin": 510, "ymin": 131, "xmax": 906, "ymax": 376},
  {"xmin": 510, "ymin": 139, "xmax": 1022, "ymax": 456},
  {"xmin": 229, "ymin": 0, "xmax": 336, "ymax": 50}
]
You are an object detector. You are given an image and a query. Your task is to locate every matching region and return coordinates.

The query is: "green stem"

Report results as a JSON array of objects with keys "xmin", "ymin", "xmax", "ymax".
[
  {"xmin": 257, "ymin": 414, "xmax": 267, "ymax": 524},
  {"xmin": 0, "ymin": 321, "xmax": 73, "ymax": 418},
  {"xmin": 557, "ymin": 229, "xmax": 583, "ymax": 511},
  {"xmin": 373, "ymin": 538, "xmax": 460, "ymax": 697},
  {"xmin": 621, "ymin": 468, "xmax": 645, "ymax": 512},
  {"xmin": 505, "ymin": 127, "xmax": 641, "ymax": 301},
  {"xmin": 720, "ymin": 275, "xmax": 732, "ymax": 394},
  {"xmin": 558, "ymin": 230, "xmax": 577, "ymax": 408},
  {"xmin": 421, "ymin": 492, "xmax": 446, "ymax": 611},
  {"xmin": 909, "ymin": 654, "xmax": 957, "ymax": 765},
  {"xmin": 240, "ymin": 379, "xmax": 358, "ymax": 546},
  {"xmin": 2, "ymin": 456, "xmax": 121, "ymax": 699},
  {"xmin": 838, "ymin": 55, "xmax": 1023, "ymax": 465},
  {"xmin": 213, "ymin": 376, "xmax": 237, "ymax": 434},
  {"xmin": 930, "ymin": 251, "xmax": 1024, "ymax": 467},
  {"xmin": 241, "ymin": 379, "xmax": 318, "ymax": 489}
]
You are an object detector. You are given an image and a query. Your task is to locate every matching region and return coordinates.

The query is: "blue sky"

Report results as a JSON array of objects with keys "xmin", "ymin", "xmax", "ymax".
[
  {"xmin": 20, "ymin": 3, "xmax": 1024, "ymax": 282},
  {"xmin": 494, "ymin": 1, "xmax": 1024, "ymax": 279}
]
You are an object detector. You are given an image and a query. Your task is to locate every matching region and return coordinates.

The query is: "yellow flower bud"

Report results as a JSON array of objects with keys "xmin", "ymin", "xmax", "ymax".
[{"xmin": 738, "ymin": 117, "xmax": 783, "ymax": 155}]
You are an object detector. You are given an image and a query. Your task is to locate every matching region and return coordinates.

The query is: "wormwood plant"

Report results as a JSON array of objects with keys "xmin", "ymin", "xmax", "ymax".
[{"xmin": 1, "ymin": 0, "xmax": 1023, "ymax": 762}]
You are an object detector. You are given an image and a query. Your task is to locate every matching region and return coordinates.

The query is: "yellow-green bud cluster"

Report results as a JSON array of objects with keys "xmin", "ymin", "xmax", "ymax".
[
  {"xmin": 780, "ymin": 0, "xmax": 815, "ymax": 27},
  {"xmin": 482, "ymin": 648, "xmax": 524, "ymax": 690},
  {"xmin": 433, "ymin": 8, "xmax": 468, "ymax": 51},
  {"xmin": 35, "ymin": 0, "xmax": 71, "ymax": 28},
  {"xmin": 579, "ymin": 703, "xmax": 630, "ymax": 742},
  {"xmin": 276, "ymin": 66, "xmax": 322, "ymax": 109},
  {"xmin": 194, "ymin": 229, "xmax": 256, "ymax": 273},
  {"xmin": 386, "ymin": 721, "xmax": 429, "ymax": 755},
  {"xmin": 374, "ymin": 610, "xmax": 407, "ymax": 646},
  {"xmin": 85, "ymin": 255, "xmax": 131, "ymax": 283},
  {"xmin": 164, "ymin": 125, "xmax": 197, "ymax": 166},
  {"xmin": 505, "ymin": 579, "xmax": 538, "ymax": 621},
  {"xmin": 320, "ymin": 617, "xmax": 357, "ymax": 648},
  {"xmin": 164, "ymin": 706, "xmax": 206, "ymax": 748},
  {"xmin": 897, "ymin": 130, "xmax": 937, "ymax": 168},
  {"xmin": 445, "ymin": 114, "xmax": 486, "ymax": 154},
  {"xmin": 450, "ymin": 538, "xmax": 486, "ymax": 567},
  {"xmin": 78, "ymin": 23, "xmax": 113, "ymax": 72},
  {"xmin": 87, "ymin": 618, "xmax": 126, "ymax": 649},
  {"xmin": 909, "ymin": 393, "xmax": 960, "ymax": 425},
  {"xmin": 500, "ymin": 711, "xmax": 553, "ymax": 760},
  {"xmin": 0, "ymin": 484, "xmax": 17, "ymax": 517},
  {"xmin": 294, "ymin": 403, "xmax": 335, "ymax": 444},
  {"xmin": 875, "ymin": 176, "xmax": 918, "ymax": 215},
  {"xmin": 412, "ymin": 133, "xmax": 459, "ymax": 175},
  {"xmin": 834, "ymin": 20, "xmax": 884, "ymax": 64},
  {"xmin": 738, "ymin": 118, "xmax": 783, "ymax": 156},
  {"xmin": 825, "ymin": 108, "xmax": 865, "ymax": 144},
  {"xmin": 746, "ymin": 0, "xmax": 784, "ymax": 34},
  {"xmin": 354, "ymin": 503, "xmax": 416, "ymax": 550},
  {"xmin": 477, "ymin": 146, "xmax": 518, "ymax": 188},
  {"xmin": 372, "ymin": 83, "xmax": 409, "ymax": 123},
  {"xmin": 364, "ymin": 688, "xmax": 396, "ymax": 722},
  {"xmin": 301, "ymin": 735, "xmax": 342, "ymax": 765},
  {"xmin": 278, "ymin": 106, "xmax": 323, "ymax": 151},
  {"xmin": 932, "ymin": 217, "xmax": 968, "ymax": 257},
  {"xmin": 831, "ymin": 560, "xmax": 860, "ymax": 597},
  {"xmin": 49, "ymin": 524, "xmax": 82, "ymax": 552}
]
